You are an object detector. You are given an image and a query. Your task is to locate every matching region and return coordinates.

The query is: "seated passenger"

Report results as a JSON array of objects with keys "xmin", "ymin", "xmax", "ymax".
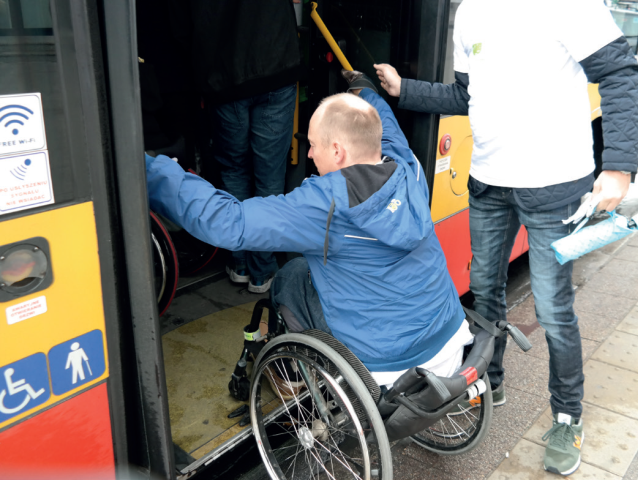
[{"xmin": 145, "ymin": 77, "xmax": 472, "ymax": 388}]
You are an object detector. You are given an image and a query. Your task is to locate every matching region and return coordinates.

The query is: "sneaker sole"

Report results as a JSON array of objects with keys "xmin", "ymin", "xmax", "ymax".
[
  {"xmin": 226, "ymin": 266, "xmax": 249, "ymax": 284},
  {"xmin": 248, "ymin": 278, "xmax": 273, "ymax": 294},
  {"xmin": 544, "ymin": 430, "xmax": 584, "ymax": 476}
]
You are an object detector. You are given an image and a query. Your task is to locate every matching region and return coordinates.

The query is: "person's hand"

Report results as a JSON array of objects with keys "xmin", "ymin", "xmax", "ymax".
[
  {"xmin": 592, "ymin": 170, "xmax": 632, "ymax": 212},
  {"xmin": 374, "ymin": 63, "xmax": 401, "ymax": 97}
]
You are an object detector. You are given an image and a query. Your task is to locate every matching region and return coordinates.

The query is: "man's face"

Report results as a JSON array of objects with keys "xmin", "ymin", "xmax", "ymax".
[{"xmin": 308, "ymin": 112, "xmax": 336, "ymax": 176}]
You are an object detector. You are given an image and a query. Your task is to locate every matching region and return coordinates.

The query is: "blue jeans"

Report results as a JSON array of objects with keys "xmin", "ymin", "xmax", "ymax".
[
  {"xmin": 469, "ymin": 186, "xmax": 584, "ymax": 418},
  {"xmin": 271, "ymin": 257, "xmax": 332, "ymax": 334},
  {"xmin": 212, "ymin": 84, "xmax": 297, "ymax": 282}
]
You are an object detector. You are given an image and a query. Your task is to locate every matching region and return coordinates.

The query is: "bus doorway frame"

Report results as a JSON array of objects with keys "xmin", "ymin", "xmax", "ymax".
[{"xmin": 97, "ymin": 0, "xmax": 453, "ymax": 478}]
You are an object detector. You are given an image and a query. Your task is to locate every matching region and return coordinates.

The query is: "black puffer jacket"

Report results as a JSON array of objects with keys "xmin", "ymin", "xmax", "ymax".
[{"xmin": 190, "ymin": 0, "xmax": 302, "ymax": 104}]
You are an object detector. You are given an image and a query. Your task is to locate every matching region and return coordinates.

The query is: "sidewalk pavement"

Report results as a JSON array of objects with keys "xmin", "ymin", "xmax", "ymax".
[{"xmin": 392, "ymin": 232, "xmax": 638, "ymax": 479}]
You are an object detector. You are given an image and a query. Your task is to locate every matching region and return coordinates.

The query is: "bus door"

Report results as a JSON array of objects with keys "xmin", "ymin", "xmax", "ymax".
[{"xmin": 139, "ymin": 1, "xmax": 456, "ymax": 479}]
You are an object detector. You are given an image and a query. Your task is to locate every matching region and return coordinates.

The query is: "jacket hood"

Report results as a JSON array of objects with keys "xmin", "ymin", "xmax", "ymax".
[{"xmin": 328, "ymin": 158, "xmax": 432, "ymax": 252}]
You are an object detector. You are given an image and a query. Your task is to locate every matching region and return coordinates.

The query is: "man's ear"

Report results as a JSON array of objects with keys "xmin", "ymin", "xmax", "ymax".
[{"xmin": 333, "ymin": 141, "xmax": 346, "ymax": 167}]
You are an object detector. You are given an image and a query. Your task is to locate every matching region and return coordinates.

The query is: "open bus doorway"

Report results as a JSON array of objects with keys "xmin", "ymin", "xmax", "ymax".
[{"xmin": 134, "ymin": 0, "xmax": 425, "ymax": 477}]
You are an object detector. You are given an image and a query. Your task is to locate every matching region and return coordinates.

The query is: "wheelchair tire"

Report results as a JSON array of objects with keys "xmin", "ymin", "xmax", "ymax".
[
  {"xmin": 250, "ymin": 333, "xmax": 393, "ymax": 480},
  {"xmin": 409, "ymin": 373, "xmax": 493, "ymax": 455}
]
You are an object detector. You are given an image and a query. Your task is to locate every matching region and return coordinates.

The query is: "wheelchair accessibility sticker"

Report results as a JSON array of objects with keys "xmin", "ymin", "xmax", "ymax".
[
  {"xmin": 0, "ymin": 353, "xmax": 50, "ymax": 423},
  {"xmin": 48, "ymin": 330, "xmax": 105, "ymax": 396}
]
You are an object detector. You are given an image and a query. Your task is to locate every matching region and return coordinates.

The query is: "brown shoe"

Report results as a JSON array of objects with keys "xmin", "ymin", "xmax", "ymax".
[{"xmin": 264, "ymin": 364, "xmax": 305, "ymax": 401}]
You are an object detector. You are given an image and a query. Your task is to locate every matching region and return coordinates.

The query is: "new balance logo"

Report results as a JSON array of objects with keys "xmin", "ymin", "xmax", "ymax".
[{"xmin": 386, "ymin": 199, "xmax": 401, "ymax": 213}]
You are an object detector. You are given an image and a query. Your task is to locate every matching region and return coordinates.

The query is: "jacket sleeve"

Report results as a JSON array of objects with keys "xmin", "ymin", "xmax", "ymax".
[
  {"xmin": 580, "ymin": 37, "xmax": 638, "ymax": 173},
  {"xmin": 397, "ymin": 72, "xmax": 470, "ymax": 116},
  {"xmin": 358, "ymin": 88, "xmax": 425, "ymax": 184},
  {"xmin": 146, "ymin": 154, "xmax": 329, "ymax": 254}
]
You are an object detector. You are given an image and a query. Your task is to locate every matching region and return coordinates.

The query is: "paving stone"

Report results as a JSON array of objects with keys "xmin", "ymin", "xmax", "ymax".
[
  {"xmin": 591, "ymin": 330, "xmax": 638, "ymax": 374},
  {"xmin": 502, "ymin": 350, "xmax": 549, "ymax": 400},
  {"xmin": 600, "ymin": 258, "xmax": 638, "ymax": 279},
  {"xmin": 487, "ymin": 438, "xmax": 620, "ymax": 480},
  {"xmin": 577, "ymin": 309, "xmax": 624, "ymax": 343},
  {"xmin": 392, "ymin": 451, "xmax": 451, "ymax": 479},
  {"xmin": 574, "ymin": 290, "xmax": 636, "ymax": 323},
  {"xmin": 573, "ymin": 249, "xmax": 613, "ymax": 287},
  {"xmin": 614, "ymin": 245, "xmax": 638, "ymax": 263},
  {"xmin": 622, "ymin": 448, "xmax": 638, "ymax": 480},
  {"xmin": 583, "ymin": 360, "xmax": 638, "ymax": 420},
  {"xmin": 616, "ymin": 305, "xmax": 638, "ymax": 336},
  {"xmin": 489, "ymin": 386, "xmax": 549, "ymax": 437},
  {"xmin": 524, "ymin": 404, "xmax": 638, "ymax": 476},
  {"xmin": 580, "ymin": 272, "xmax": 638, "ymax": 301},
  {"xmin": 401, "ymin": 428, "xmax": 518, "ymax": 480},
  {"xmin": 629, "ymin": 234, "xmax": 638, "ymax": 247}
]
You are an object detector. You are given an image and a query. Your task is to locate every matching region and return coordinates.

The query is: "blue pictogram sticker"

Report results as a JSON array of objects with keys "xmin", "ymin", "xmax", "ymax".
[
  {"xmin": 48, "ymin": 330, "xmax": 105, "ymax": 396},
  {"xmin": 0, "ymin": 353, "xmax": 50, "ymax": 423}
]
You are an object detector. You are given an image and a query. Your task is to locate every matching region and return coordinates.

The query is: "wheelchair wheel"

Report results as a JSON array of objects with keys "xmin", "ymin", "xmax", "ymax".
[
  {"xmin": 410, "ymin": 373, "xmax": 493, "ymax": 455},
  {"xmin": 250, "ymin": 334, "xmax": 393, "ymax": 480},
  {"xmin": 150, "ymin": 211, "xmax": 179, "ymax": 316}
]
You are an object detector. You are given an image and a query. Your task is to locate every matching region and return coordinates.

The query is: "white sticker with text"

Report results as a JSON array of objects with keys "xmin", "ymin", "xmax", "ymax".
[
  {"xmin": 0, "ymin": 93, "xmax": 47, "ymax": 157},
  {"xmin": 435, "ymin": 156, "xmax": 451, "ymax": 175},
  {"xmin": 0, "ymin": 151, "xmax": 54, "ymax": 214},
  {"xmin": 6, "ymin": 296, "xmax": 48, "ymax": 325}
]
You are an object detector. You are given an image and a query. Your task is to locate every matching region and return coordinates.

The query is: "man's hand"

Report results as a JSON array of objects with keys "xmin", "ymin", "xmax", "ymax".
[
  {"xmin": 374, "ymin": 64, "xmax": 401, "ymax": 97},
  {"xmin": 592, "ymin": 170, "xmax": 632, "ymax": 212}
]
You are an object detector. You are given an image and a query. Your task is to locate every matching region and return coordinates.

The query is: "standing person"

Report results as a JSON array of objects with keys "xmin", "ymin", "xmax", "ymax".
[
  {"xmin": 190, "ymin": 0, "xmax": 303, "ymax": 293},
  {"xmin": 375, "ymin": 0, "xmax": 638, "ymax": 476}
]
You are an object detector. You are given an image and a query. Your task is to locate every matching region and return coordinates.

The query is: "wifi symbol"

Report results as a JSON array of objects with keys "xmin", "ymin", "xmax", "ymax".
[
  {"xmin": 10, "ymin": 159, "xmax": 32, "ymax": 181},
  {"xmin": 0, "ymin": 104, "xmax": 34, "ymax": 136}
]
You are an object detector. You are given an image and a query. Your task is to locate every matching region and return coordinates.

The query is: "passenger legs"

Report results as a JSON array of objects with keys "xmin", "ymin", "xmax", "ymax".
[{"xmin": 271, "ymin": 257, "xmax": 331, "ymax": 334}]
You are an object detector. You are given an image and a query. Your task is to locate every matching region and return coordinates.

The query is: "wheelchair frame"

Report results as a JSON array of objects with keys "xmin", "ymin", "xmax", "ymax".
[{"xmin": 228, "ymin": 299, "xmax": 531, "ymax": 479}]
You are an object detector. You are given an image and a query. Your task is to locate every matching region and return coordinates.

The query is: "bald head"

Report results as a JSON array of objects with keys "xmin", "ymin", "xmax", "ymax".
[{"xmin": 313, "ymin": 93, "xmax": 382, "ymax": 163}]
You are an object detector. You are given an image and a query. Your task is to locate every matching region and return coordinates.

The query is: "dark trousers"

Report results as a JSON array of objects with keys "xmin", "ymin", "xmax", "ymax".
[
  {"xmin": 270, "ymin": 257, "xmax": 332, "ymax": 335},
  {"xmin": 469, "ymin": 186, "xmax": 583, "ymax": 418}
]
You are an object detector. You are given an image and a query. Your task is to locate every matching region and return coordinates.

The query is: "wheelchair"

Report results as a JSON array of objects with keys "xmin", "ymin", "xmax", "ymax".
[{"xmin": 228, "ymin": 299, "xmax": 531, "ymax": 479}]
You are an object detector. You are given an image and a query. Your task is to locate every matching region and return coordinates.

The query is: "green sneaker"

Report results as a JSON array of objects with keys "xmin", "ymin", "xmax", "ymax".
[
  {"xmin": 542, "ymin": 413, "xmax": 584, "ymax": 476},
  {"xmin": 448, "ymin": 382, "xmax": 505, "ymax": 416}
]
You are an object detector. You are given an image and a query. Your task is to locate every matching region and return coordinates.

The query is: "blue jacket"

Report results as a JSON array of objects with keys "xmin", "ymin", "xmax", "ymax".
[{"xmin": 146, "ymin": 89, "xmax": 465, "ymax": 372}]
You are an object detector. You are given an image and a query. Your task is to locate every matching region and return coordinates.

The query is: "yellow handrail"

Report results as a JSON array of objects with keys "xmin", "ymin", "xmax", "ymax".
[{"xmin": 310, "ymin": 2, "xmax": 353, "ymax": 71}]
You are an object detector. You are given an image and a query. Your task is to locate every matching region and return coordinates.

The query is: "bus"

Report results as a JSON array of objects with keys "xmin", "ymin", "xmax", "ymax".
[{"xmin": 0, "ymin": 1, "xmax": 606, "ymax": 479}]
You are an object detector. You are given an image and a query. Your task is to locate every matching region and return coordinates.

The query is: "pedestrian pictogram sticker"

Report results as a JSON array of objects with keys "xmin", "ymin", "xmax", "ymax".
[
  {"xmin": 0, "ymin": 93, "xmax": 47, "ymax": 157},
  {"xmin": 0, "ymin": 353, "xmax": 50, "ymax": 423},
  {"xmin": 48, "ymin": 330, "xmax": 105, "ymax": 395},
  {"xmin": 0, "ymin": 151, "xmax": 54, "ymax": 215}
]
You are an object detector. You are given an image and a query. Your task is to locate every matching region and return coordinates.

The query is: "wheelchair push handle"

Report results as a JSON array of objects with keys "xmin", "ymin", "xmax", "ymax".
[
  {"xmin": 383, "ymin": 367, "xmax": 452, "ymax": 404},
  {"xmin": 415, "ymin": 367, "xmax": 452, "ymax": 403},
  {"xmin": 498, "ymin": 321, "xmax": 532, "ymax": 352}
]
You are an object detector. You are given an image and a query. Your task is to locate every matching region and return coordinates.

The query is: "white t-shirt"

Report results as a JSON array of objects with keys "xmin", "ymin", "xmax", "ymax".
[
  {"xmin": 454, "ymin": 0, "xmax": 623, "ymax": 188},
  {"xmin": 371, "ymin": 319, "xmax": 474, "ymax": 388}
]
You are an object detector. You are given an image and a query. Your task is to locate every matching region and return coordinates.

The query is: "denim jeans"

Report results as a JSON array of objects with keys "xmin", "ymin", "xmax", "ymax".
[
  {"xmin": 270, "ymin": 257, "xmax": 332, "ymax": 334},
  {"xmin": 469, "ymin": 186, "xmax": 584, "ymax": 418},
  {"xmin": 212, "ymin": 83, "xmax": 297, "ymax": 282}
]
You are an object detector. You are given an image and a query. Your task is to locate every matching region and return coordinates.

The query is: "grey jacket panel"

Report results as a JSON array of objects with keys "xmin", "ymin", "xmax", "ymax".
[
  {"xmin": 398, "ymin": 72, "xmax": 470, "ymax": 116},
  {"xmin": 580, "ymin": 36, "xmax": 638, "ymax": 173}
]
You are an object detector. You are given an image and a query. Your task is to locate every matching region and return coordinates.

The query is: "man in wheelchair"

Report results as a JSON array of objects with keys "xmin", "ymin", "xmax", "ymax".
[{"xmin": 146, "ymin": 73, "xmax": 474, "ymax": 388}]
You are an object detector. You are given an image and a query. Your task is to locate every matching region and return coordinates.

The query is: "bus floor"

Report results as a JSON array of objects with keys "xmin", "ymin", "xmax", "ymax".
[{"xmin": 161, "ymin": 251, "xmax": 289, "ymax": 471}]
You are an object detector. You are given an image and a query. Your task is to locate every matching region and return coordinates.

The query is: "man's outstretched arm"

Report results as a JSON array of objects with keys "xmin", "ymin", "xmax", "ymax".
[
  {"xmin": 375, "ymin": 63, "xmax": 470, "ymax": 116},
  {"xmin": 146, "ymin": 154, "xmax": 329, "ymax": 254}
]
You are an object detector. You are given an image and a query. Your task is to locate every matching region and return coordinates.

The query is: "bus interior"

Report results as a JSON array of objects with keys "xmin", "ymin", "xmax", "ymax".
[{"xmin": 137, "ymin": 0, "xmax": 452, "ymax": 477}]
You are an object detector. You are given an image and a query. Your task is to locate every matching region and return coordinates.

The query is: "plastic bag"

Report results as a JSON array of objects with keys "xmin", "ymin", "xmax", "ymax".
[{"xmin": 551, "ymin": 211, "xmax": 637, "ymax": 265}]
